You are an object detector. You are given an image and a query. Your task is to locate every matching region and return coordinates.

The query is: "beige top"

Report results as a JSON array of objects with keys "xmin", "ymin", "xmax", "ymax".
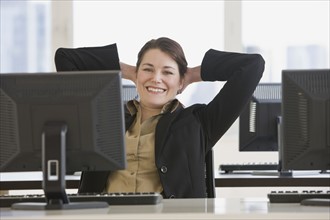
[{"xmin": 106, "ymin": 99, "xmax": 179, "ymax": 193}]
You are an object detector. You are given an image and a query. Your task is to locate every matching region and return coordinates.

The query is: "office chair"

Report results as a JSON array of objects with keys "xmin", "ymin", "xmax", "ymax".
[{"xmin": 54, "ymin": 44, "xmax": 215, "ymax": 198}]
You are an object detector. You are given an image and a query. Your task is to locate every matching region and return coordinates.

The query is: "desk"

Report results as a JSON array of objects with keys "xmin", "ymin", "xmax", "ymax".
[
  {"xmin": 0, "ymin": 197, "xmax": 329, "ymax": 220},
  {"xmin": 0, "ymin": 172, "xmax": 80, "ymax": 190},
  {"xmin": 215, "ymin": 171, "xmax": 330, "ymax": 187},
  {"xmin": 1, "ymin": 171, "xmax": 329, "ymax": 190}
]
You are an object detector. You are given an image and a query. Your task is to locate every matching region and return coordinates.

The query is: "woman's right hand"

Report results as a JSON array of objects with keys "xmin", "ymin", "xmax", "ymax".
[
  {"xmin": 120, "ymin": 62, "xmax": 137, "ymax": 85},
  {"xmin": 181, "ymin": 66, "xmax": 202, "ymax": 92}
]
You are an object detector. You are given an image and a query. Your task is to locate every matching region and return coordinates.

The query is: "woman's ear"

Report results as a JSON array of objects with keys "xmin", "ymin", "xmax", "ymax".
[{"xmin": 177, "ymin": 79, "xmax": 184, "ymax": 94}]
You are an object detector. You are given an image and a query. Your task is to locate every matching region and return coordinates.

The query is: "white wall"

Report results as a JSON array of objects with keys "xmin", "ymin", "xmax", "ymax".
[
  {"xmin": 71, "ymin": 1, "xmax": 226, "ymax": 107},
  {"xmin": 72, "ymin": 1, "xmax": 224, "ymax": 65}
]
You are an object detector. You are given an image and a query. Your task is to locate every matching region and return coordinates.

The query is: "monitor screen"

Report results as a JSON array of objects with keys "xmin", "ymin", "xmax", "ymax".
[
  {"xmin": 281, "ymin": 69, "xmax": 330, "ymax": 171},
  {"xmin": 0, "ymin": 70, "xmax": 127, "ymax": 209},
  {"xmin": 122, "ymin": 84, "xmax": 138, "ymax": 103},
  {"xmin": 239, "ymin": 83, "xmax": 282, "ymax": 151}
]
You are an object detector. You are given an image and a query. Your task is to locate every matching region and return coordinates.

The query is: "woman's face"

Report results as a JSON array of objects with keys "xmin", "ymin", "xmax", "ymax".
[{"xmin": 136, "ymin": 48, "xmax": 183, "ymax": 109}]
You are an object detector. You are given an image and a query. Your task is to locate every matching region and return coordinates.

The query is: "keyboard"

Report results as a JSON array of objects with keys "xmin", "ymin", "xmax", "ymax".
[
  {"xmin": 0, "ymin": 192, "xmax": 163, "ymax": 208},
  {"xmin": 219, "ymin": 162, "xmax": 279, "ymax": 173},
  {"xmin": 267, "ymin": 190, "xmax": 330, "ymax": 203}
]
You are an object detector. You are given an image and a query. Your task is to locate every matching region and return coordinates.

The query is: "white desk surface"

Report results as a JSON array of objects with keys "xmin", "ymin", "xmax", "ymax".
[{"xmin": 1, "ymin": 197, "xmax": 329, "ymax": 220}]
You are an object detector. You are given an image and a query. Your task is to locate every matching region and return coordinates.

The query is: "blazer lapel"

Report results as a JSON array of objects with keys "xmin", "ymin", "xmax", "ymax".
[{"xmin": 154, "ymin": 105, "xmax": 183, "ymax": 163}]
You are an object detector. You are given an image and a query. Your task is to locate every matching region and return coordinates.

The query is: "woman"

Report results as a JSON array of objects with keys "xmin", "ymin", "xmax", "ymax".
[{"xmin": 55, "ymin": 37, "xmax": 264, "ymax": 198}]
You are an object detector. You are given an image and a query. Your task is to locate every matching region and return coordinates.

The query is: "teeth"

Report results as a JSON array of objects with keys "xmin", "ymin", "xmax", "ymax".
[{"xmin": 147, "ymin": 87, "xmax": 165, "ymax": 93}]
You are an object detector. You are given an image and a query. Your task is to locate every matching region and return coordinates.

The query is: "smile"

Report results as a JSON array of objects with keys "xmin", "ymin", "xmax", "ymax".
[{"xmin": 146, "ymin": 86, "xmax": 166, "ymax": 93}]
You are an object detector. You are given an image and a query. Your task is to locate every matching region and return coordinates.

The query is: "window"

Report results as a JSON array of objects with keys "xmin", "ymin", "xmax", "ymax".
[
  {"xmin": 73, "ymin": 1, "xmax": 225, "ymax": 106},
  {"xmin": 0, "ymin": 0, "xmax": 51, "ymax": 73},
  {"xmin": 242, "ymin": 0, "xmax": 329, "ymax": 82}
]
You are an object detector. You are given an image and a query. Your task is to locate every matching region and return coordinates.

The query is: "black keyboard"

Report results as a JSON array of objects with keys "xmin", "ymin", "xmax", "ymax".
[
  {"xmin": 268, "ymin": 190, "xmax": 330, "ymax": 203},
  {"xmin": 0, "ymin": 192, "xmax": 163, "ymax": 208},
  {"xmin": 219, "ymin": 162, "xmax": 279, "ymax": 173}
]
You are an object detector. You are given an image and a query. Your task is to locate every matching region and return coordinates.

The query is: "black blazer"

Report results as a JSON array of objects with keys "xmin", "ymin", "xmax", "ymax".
[{"xmin": 55, "ymin": 45, "xmax": 265, "ymax": 198}]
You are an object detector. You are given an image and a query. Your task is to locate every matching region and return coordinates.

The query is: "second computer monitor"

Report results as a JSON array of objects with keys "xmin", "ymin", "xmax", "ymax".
[
  {"xmin": 239, "ymin": 83, "xmax": 282, "ymax": 152},
  {"xmin": 281, "ymin": 69, "xmax": 330, "ymax": 171}
]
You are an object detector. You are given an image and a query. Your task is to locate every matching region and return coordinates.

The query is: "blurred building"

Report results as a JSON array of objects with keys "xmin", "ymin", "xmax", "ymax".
[{"xmin": 0, "ymin": 0, "xmax": 50, "ymax": 73}]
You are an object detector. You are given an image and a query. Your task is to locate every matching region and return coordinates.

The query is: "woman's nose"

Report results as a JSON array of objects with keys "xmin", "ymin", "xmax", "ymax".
[{"xmin": 152, "ymin": 71, "xmax": 162, "ymax": 83}]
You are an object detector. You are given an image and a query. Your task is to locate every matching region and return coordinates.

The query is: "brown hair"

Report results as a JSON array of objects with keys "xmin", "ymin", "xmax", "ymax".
[{"xmin": 136, "ymin": 37, "xmax": 188, "ymax": 78}]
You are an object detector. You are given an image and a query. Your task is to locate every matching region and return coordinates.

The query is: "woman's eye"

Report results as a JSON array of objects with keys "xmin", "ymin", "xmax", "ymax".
[
  {"xmin": 143, "ymin": 68, "xmax": 152, "ymax": 72},
  {"xmin": 164, "ymin": 71, "xmax": 173, "ymax": 75}
]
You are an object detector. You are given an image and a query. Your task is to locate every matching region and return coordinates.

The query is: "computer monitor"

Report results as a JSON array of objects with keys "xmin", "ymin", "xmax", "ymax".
[
  {"xmin": 0, "ymin": 70, "xmax": 126, "ymax": 209},
  {"xmin": 122, "ymin": 84, "xmax": 138, "ymax": 103},
  {"xmin": 239, "ymin": 83, "xmax": 282, "ymax": 152},
  {"xmin": 281, "ymin": 69, "xmax": 330, "ymax": 172}
]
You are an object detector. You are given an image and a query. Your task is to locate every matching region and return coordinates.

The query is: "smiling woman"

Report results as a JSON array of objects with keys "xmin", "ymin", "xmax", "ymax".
[{"xmin": 54, "ymin": 36, "xmax": 265, "ymax": 197}]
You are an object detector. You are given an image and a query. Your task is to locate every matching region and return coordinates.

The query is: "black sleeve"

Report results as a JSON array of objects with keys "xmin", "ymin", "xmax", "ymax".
[
  {"xmin": 199, "ymin": 49, "xmax": 265, "ymax": 149},
  {"xmin": 54, "ymin": 43, "xmax": 120, "ymax": 71}
]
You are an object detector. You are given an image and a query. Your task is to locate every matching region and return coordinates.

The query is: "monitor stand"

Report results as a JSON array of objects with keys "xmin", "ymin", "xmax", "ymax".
[
  {"xmin": 11, "ymin": 122, "xmax": 108, "ymax": 210},
  {"xmin": 252, "ymin": 117, "xmax": 326, "ymax": 177}
]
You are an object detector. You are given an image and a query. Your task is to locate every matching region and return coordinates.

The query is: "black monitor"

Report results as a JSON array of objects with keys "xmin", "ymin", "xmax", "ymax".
[
  {"xmin": 239, "ymin": 83, "xmax": 282, "ymax": 152},
  {"xmin": 0, "ymin": 70, "xmax": 126, "ymax": 209},
  {"xmin": 281, "ymin": 69, "xmax": 330, "ymax": 172}
]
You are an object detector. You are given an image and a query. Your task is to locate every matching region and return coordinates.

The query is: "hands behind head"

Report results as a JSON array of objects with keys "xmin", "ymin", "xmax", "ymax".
[
  {"xmin": 181, "ymin": 66, "xmax": 202, "ymax": 93},
  {"xmin": 120, "ymin": 62, "xmax": 137, "ymax": 84}
]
